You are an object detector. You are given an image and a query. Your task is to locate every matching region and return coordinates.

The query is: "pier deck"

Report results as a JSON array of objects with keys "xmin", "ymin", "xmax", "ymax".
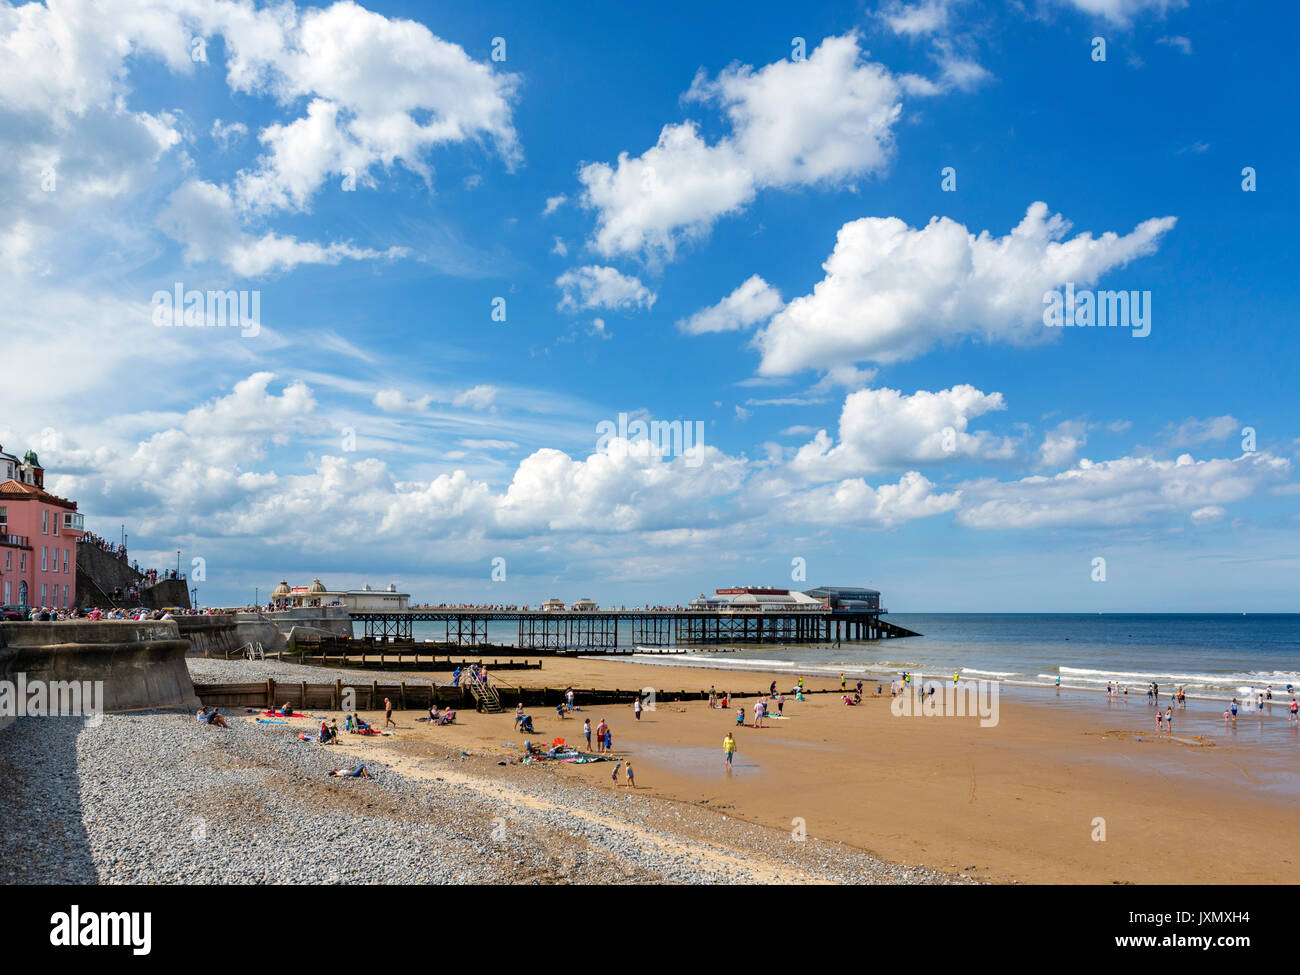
[{"xmin": 348, "ymin": 608, "xmax": 920, "ymax": 648}]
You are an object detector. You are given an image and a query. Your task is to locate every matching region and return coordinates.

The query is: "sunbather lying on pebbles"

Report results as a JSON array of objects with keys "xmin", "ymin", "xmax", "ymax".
[{"xmin": 328, "ymin": 765, "xmax": 370, "ymax": 778}]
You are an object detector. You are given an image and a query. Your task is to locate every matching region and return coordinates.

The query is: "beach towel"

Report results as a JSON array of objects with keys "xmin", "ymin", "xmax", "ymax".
[
  {"xmin": 255, "ymin": 718, "xmax": 287, "ymax": 724},
  {"xmin": 262, "ymin": 710, "xmax": 309, "ymax": 718}
]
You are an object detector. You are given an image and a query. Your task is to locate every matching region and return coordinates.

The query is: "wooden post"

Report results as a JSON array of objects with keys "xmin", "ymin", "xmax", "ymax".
[
  {"xmin": 334, "ymin": 678, "xmax": 342, "ymax": 711},
  {"xmin": 400, "ymin": 681, "xmax": 407, "ymax": 711},
  {"xmin": 370, "ymin": 681, "xmax": 377, "ymax": 710},
  {"xmin": 267, "ymin": 678, "xmax": 276, "ymax": 709},
  {"xmin": 300, "ymin": 681, "xmax": 307, "ymax": 709}
]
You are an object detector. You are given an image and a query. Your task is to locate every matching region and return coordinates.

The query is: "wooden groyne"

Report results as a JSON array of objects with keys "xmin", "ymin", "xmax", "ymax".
[
  {"xmin": 279, "ymin": 642, "xmax": 544, "ymax": 672},
  {"xmin": 194, "ymin": 679, "xmax": 855, "ymax": 712}
]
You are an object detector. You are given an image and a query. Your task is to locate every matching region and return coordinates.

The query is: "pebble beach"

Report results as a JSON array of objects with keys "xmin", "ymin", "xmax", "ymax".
[{"xmin": 0, "ymin": 658, "xmax": 967, "ymax": 885}]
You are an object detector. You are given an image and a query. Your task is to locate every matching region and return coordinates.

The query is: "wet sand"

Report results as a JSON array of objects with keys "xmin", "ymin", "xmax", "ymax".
[{"xmin": 273, "ymin": 656, "xmax": 1300, "ymax": 884}]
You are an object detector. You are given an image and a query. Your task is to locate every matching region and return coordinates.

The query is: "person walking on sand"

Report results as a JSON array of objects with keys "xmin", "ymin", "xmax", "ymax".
[
  {"xmin": 1165, "ymin": 706, "xmax": 1174, "ymax": 736},
  {"xmin": 611, "ymin": 761, "xmax": 621, "ymax": 786},
  {"xmin": 566, "ymin": 687, "xmax": 575, "ymax": 713},
  {"xmin": 384, "ymin": 697, "xmax": 395, "ymax": 728},
  {"xmin": 624, "ymin": 761, "xmax": 635, "ymax": 789},
  {"xmin": 723, "ymin": 731, "xmax": 736, "ymax": 769},
  {"xmin": 840, "ymin": 673, "xmax": 847, "ymax": 691},
  {"xmin": 596, "ymin": 718, "xmax": 608, "ymax": 753},
  {"xmin": 753, "ymin": 697, "xmax": 765, "ymax": 728},
  {"xmin": 584, "ymin": 718, "xmax": 592, "ymax": 750},
  {"xmin": 1288, "ymin": 697, "xmax": 1298, "ymax": 726},
  {"xmin": 634, "ymin": 696, "xmax": 642, "ymax": 721}
]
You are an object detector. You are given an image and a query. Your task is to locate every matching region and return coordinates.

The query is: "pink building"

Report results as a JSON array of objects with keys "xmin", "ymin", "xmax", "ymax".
[{"xmin": 0, "ymin": 446, "xmax": 84, "ymax": 610}]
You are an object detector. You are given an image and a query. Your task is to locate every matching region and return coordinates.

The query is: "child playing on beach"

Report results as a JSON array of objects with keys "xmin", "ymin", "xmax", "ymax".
[
  {"xmin": 624, "ymin": 761, "xmax": 635, "ymax": 789},
  {"xmin": 604, "ymin": 728, "xmax": 613, "ymax": 751},
  {"xmin": 611, "ymin": 762, "xmax": 621, "ymax": 785},
  {"xmin": 1289, "ymin": 698, "xmax": 1298, "ymax": 725},
  {"xmin": 1165, "ymin": 706, "xmax": 1174, "ymax": 735},
  {"xmin": 1156, "ymin": 710, "xmax": 1164, "ymax": 732},
  {"xmin": 736, "ymin": 707, "xmax": 745, "ymax": 726}
]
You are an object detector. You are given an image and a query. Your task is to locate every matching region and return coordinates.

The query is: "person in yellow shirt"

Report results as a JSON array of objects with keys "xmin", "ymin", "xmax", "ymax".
[{"xmin": 723, "ymin": 731, "xmax": 737, "ymax": 769}]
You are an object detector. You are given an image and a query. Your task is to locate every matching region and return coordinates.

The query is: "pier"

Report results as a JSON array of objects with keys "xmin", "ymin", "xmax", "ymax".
[{"xmin": 348, "ymin": 607, "xmax": 920, "ymax": 648}]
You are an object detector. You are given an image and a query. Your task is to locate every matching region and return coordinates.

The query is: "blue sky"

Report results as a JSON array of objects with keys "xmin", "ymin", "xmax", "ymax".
[{"xmin": 3, "ymin": 0, "xmax": 1297, "ymax": 611}]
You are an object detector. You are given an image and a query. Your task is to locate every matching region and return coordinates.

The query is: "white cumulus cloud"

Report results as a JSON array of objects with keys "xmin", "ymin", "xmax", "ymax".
[{"xmin": 754, "ymin": 201, "xmax": 1176, "ymax": 375}]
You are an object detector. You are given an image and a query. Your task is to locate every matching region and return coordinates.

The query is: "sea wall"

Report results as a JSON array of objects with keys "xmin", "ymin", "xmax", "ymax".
[
  {"xmin": 74, "ymin": 541, "xmax": 192, "ymax": 611},
  {"xmin": 144, "ymin": 579, "xmax": 191, "ymax": 610},
  {"xmin": 232, "ymin": 607, "xmax": 352, "ymax": 653},
  {"xmin": 174, "ymin": 614, "xmax": 241, "ymax": 657},
  {"xmin": 75, "ymin": 542, "xmax": 140, "ymax": 595},
  {"xmin": 0, "ymin": 620, "xmax": 200, "ymax": 723}
]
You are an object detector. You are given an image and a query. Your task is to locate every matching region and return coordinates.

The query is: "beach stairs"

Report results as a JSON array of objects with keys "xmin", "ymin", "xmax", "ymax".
[
  {"xmin": 468, "ymin": 681, "xmax": 505, "ymax": 714},
  {"xmin": 230, "ymin": 641, "xmax": 265, "ymax": 661}
]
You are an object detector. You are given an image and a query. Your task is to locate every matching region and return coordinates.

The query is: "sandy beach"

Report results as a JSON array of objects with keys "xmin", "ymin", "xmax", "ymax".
[{"xmin": 294, "ymin": 655, "xmax": 1299, "ymax": 885}]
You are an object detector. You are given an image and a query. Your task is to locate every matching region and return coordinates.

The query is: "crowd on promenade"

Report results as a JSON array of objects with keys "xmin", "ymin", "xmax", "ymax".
[
  {"xmin": 16, "ymin": 606, "xmax": 202, "ymax": 622},
  {"xmin": 80, "ymin": 531, "xmax": 127, "ymax": 560},
  {"xmin": 80, "ymin": 531, "xmax": 187, "ymax": 594}
]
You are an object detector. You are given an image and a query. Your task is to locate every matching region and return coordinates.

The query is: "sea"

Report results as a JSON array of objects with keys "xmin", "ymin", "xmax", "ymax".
[{"xmin": 409, "ymin": 612, "xmax": 1300, "ymax": 702}]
